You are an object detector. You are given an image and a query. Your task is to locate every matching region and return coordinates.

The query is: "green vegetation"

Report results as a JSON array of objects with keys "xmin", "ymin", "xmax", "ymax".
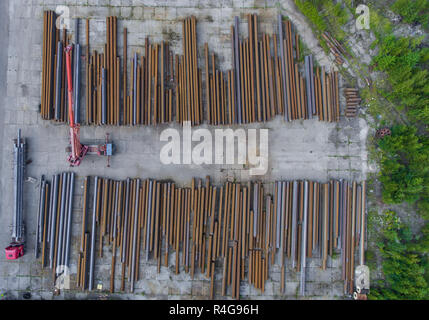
[
  {"xmin": 391, "ymin": 0, "xmax": 429, "ymax": 27},
  {"xmin": 294, "ymin": 0, "xmax": 327, "ymax": 33},
  {"xmin": 369, "ymin": 211, "xmax": 429, "ymax": 300},
  {"xmin": 321, "ymin": 1, "xmax": 349, "ymax": 40},
  {"xmin": 378, "ymin": 125, "xmax": 429, "ymax": 218},
  {"xmin": 372, "ymin": 35, "xmax": 429, "ymax": 124}
]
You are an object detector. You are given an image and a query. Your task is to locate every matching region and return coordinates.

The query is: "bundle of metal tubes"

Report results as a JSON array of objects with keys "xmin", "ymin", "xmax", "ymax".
[
  {"xmin": 40, "ymin": 10, "xmax": 57, "ymax": 120},
  {"xmin": 273, "ymin": 180, "xmax": 366, "ymax": 296},
  {"xmin": 42, "ymin": 12, "xmax": 343, "ymax": 126},
  {"xmin": 12, "ymin": 129, "xmax": 25, "ymax": 243},
  {"xmin": 86, "ymin": 17, "xmax": 120, "ymax": 125},
  {"xmin": 76, "ymin": 176, "xmax": 365, "ymax": 298},
  {"xmin": 125, "ymin": 38, "xmax": 176, "ymax": 125},
  {"xmin": 344, "ymin": 88, "xmax": 361, "ymax": 118},
  {"xmin": 321, "ymin": 32, "xmax": 351, "ymax": 66},
  {"xmin": 34, "ymin": 173, "xmax": 75, "ymax": 285},
  {"xmin": 41, "ymin": 11, "xmax": 79, "ymax": 123}
]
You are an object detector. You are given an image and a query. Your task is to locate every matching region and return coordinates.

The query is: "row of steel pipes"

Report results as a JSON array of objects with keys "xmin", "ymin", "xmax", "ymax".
[
  {"xmin": 273, "ymin": 180, "xmax": 366, "ymax": 296},
  {"xmin": 41, "ymin": 12, "xmax": 342, "ymax": 126},
  {"xmin": 34, "ymin": 173, "xmax": 75, "ymax": 285},
  {"xmin": 12, "ymin": 129, "xmax": 25, "ymax": 243},
  {"xmin": 67, "ymin": 175, "xmax": 365, "ymax": 299},
  {"xmin": 41, "ymin": 11, "xmax": 82, "ymax": 123}
]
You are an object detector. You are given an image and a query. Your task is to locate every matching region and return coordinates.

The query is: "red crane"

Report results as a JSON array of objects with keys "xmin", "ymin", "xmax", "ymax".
[{"xmin": 64, "ymin": 45, "xmax": 113, "ymax": 166}]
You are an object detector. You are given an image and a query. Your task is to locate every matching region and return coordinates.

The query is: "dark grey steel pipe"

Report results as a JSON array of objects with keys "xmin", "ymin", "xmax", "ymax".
[
  {"xmin": 89, "ymin": 176, "xmax": 98, "ymax": 291},
  {"xmin": 74, "ymin": 44, "xmax": 81, "ymax": 124},
  {"xmin": 56, "ymin": 172, "xmax": 67, "ymax": 272},
  {"xmin": 291, "ymin": 181, "xmax": 298, "ymax": 269},
  {"xmin": 64, "ymin": 172, "xmax": 74, "ymax": 267},
  {"xmin": 49, "ymin": 174, "xmax": 59, "ymax": 268},
  {"xmin": 146, "ymin": 180, "xmax": 153, "ymax": 261},
  {"xmin": 35, "ymin": 176, "xmax": 44, "ymax": 258},
  {"xmin": 61, "ymin": 173, "xmax": 70, "ymax": 267}
]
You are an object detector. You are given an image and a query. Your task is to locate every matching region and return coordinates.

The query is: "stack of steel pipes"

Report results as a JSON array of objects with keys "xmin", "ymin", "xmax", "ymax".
[
  {"xmin": 74, "ymin": 176, "xmax": 365, "ymax": 298},
  {"xmin": 41, "ymin": 10, "xmax": 57, "ymax": 120},
  {"xmin": 41, "ymin": 11, "xmax": 77, "ymax": 123},
  {"xmin": 176, "ymin": 17, "xmax": 202, "ymax": 125},
  {"xmin": 313, "ymin": 66, "xmax": 340, "ymax": 122},
  {"xmin": 273, "ymin": 180, "xmax": 366, "ymax": 296},
  {"xmin": 73, "ymin": 19, "xmax": 82, "ymax": 124},
  {"xmin": 34, "ymin": 173, "xmax": 75, "ymax": 285},
  {"xmin": 344, "ymin": 88, "xmax": 361, "ymax": 118},
  {"xmin": 321, "ymin": 32, "xmax": 352, "ymax": 66},
  {"xmin": 127, "ymin": 40, "xmax": 175, "ymax": 125},
  {"xmin": 86, "ymin": 16, "xmax": 120, "ymax": 125},
  {"xmin": 12, "ymin": 129, "xmax": 25, "ymax": 243},
  {"xmin": 42, "ymin": 12, "xmax": 344, "ymax": 126}
]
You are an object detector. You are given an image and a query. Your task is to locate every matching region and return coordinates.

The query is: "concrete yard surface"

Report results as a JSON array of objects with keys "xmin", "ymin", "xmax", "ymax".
[{"xmin": 0, "ymin": 0, "xmax": 368, "ymax": 300}]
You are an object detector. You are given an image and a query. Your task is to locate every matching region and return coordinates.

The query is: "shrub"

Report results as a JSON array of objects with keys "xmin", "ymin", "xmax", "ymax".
[
  {"xmin": 369, "ymin": 211, "xmax": 429, "ymax": 300},
  {"xmin": 294, "ymin": 0, "xmax": 327, "ymax": 32},
  {"xmin": 378, "ymin": 125, "xmax": 429, "ymax": 218},
  {"xmin": 391, "ymin": 0, "xmax": 429, "ymax": 27},
  {"xmin": 373, "ymin": 35, "xmax": 429, "ymax": 124}
]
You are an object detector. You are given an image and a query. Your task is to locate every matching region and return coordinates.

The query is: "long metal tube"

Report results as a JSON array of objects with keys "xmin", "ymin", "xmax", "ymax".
[
  {"xmin": 133, "ymin": 53, "xmax": 137, "ymax": 125},
  {"xmin": 35, "ymin": 176, "xmax": 45, "ymax": 257},
  {"xmin": 146, "ymin": 180, "xmax": 153, "ymax": 261},
  {"xmin": 300, "ymin": 180, "xmax": 309, "ymax": 296},
  {"xmin": 130, "ymin": 179, "xmax": 140, "ymax": 292},
  {"xmin": 74, "ymin": 44, "xmax": 81, "ymax": 124},
  {"xmin": 47, "ymin": 174, "xmax": 55, "ymax": 245},
  {"xmin": 278, "ymin": 14, "xmax": 289, "ymax": 121},
  {"xmin": 55, "ymin": 42, "xmax": 63, "ymax": 120},
  {"xmin": 49, "ymin": 174, "xmax": 59, "ymax": 268},
  {"xmin": 89, "ymin": 176, "xmax": 98, "ymax": 291},
  {"xmin": 56, "ymin": 172, "xmax": 67, "ymax": 270},
  {"xmin": 121, "ymin": 178, "xmax": 130, "ymax": 262},
  {"xmin": 12, "ymin": 130, "xmax": 20, "ymax": 240},
  {"xmin": 60, "ymin": 172, "xmax": 70, "ymax": 266},
  {"xmin": 253, "ymin": 183, "xmax": 258, "ymax": 237},
  {"xmin": 101, "ymin": 68, "xmax": 107, "ymax": 124},
  {"xmin": 360, "ymin": 181, "xmax": 366, "ymax": 265},
  {"xmin": 234, "ymin": 16, "xmax": 242, "ymax": 124},
  {"xmin": 64, "ymin": 172, "xmax": 74, "ymax": 267},
  {"xmin": 291, "ymin": 181, "xmax": 298, "ymax": 269},
  {"xmin": 276, "ymin": 181, "xmax": 282, "ymax": 248}
]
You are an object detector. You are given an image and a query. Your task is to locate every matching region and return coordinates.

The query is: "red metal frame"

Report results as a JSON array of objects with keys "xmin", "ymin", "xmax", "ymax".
[{"xmin": 5, "ymin": 244, "xmax": 24, "ymax": 260}]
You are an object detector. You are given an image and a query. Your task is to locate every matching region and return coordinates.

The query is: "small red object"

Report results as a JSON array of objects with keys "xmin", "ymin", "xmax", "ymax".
[{"xmin": 5, "ymin": 244, "xmax": 24, "ymax": 260}]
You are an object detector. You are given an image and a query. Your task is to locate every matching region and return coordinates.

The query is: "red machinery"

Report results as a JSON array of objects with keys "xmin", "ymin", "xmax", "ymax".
[
  {"xmin": 64, "ymin": 45, "xmax": 113, "ymax": 167},
  {"xmin": 5, "ymin": 244, "xmax": 24, "ymax": 260}
]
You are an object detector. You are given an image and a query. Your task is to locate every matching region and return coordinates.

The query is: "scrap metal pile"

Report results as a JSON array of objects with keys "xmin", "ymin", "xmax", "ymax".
[
  {"xmin": 34, "ymin": 173, "xmax": 76, "ymax": 285},
  {"xmin": 48, "ymin": 175, "xmax": 367, "ymax": 298},
  {"xmin": 40, "ymin": 11, "xmax": 342, "ymax": 125},
  {"xmin": 344, "ymin": 88, "xmax": 361, "ymax": 118}
]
